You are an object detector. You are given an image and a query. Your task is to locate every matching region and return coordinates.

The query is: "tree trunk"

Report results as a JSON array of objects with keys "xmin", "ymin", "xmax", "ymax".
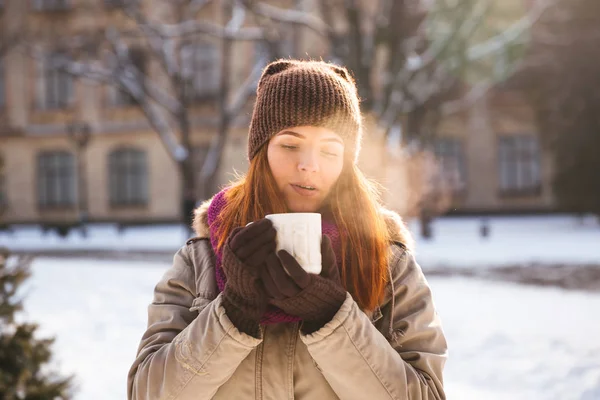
[
  {"xmin": 379, "ymin": 0, "xmax": 409, "ymax": 115},
  {"xmin": 178, "ymin": 102, "xmax": 196, "ymax": 228},
  {"xmin": 345, "ymin": 0, "xmax": 373, "ymax": 110},
  {"xmin": 408, "ymin": 109, "xmax": 436, "ymax": 239},
  {"xmin": 197, "ymin": 1, "xmax": 234, "ymax": 202},
  {"xmin": 419, "ymin": 208, "xmax": 433, "ymax": 239},
  {"xmin": 179, "ymin": 157, "xmax": 197, "ymax": 231}
]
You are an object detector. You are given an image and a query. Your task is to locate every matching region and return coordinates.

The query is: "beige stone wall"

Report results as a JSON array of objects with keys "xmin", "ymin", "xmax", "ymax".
[
  {"xmin": 1, "ymin": 126, "xmax": 250, "ymax": 224},
  {"xmin": 459, "ymin": 93, "xmax": 554, "ymax": 212},
  {"xmin": 1, "ymin": 132, "xmax": 177, "ymax": 223}
]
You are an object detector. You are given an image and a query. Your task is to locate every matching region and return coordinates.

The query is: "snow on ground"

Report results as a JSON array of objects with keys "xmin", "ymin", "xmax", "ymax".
[
  {"xmin": 0, "ymin": 223, "xmax": 192, "ymax": 253},
  {"xmin": 2, "ymin": 215, "xmax": 600, "ymax": 268},
  {"xmin": 17, "ymin": 257, "xmax": 600, "ymax": 400},
  {"xmin": 432, "ymin": 277, "xmax": 600, "ymax": 400},
  {"xmin": 17, "ymin": 258, "xmax": 167, "ymax": 400},
  {"xmin": 411, "ymin": 215, "xmax": 600, "ymax": 268}
]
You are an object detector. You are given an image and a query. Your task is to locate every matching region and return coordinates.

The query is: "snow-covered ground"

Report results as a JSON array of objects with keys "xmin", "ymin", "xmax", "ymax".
[
  {"xmin": 413, "ymin": 215, "xmax": 600, "ymax": 268},
  {"xmin": 0, "ymin": 223, "xmax": 192, "ymax": 253},
  {"xmin": 6, "ymin": 214, "xmax": 600, "ymax": 398},
  {"xmin": 18, "ymin": 257, "xmax": 600, "ymax": 400},
  {"xmin": 2, "ymin": 214, "xmax": 600, "ymax": 267}
]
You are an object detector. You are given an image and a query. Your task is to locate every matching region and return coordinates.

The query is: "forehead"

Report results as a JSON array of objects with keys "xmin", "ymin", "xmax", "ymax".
[{"xmin": 275, "ymin": 126, "xmax": 344, "ymax": 144}]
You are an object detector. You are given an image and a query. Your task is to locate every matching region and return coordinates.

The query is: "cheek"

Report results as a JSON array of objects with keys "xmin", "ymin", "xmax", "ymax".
[
  {"xmin": 322, "ymin": 159, "xmax": 344, "ymax": 191},
  {"xmin": 267, "ymin": 147, "xmax": 291, "ymax": 187}
]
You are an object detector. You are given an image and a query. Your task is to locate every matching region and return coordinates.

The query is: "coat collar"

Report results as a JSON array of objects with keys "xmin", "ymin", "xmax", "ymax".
[{"xmin": 192, "ymin": 194, "xmax": 414, "ymax": 252}]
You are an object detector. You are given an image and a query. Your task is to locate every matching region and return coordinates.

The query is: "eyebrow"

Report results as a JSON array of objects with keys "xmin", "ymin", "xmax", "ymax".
[{"xmin": 278, "ymin": 130, "xmax": 344, "ymax": 145}]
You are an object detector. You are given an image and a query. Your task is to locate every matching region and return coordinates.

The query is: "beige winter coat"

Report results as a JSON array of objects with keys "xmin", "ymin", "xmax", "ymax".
[{"xmin": 127, "ymin": 201, "xmax": 448, "ymax": 399}]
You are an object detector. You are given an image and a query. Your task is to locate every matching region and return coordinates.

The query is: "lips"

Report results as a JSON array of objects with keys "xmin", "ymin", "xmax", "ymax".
[
  {"xmin": 290, "ymin": 183, "xmax": 318, "ymax": 197},
  {"xmin": 292, "ymin": 183, "xmax": 316, "ymax": 190}
]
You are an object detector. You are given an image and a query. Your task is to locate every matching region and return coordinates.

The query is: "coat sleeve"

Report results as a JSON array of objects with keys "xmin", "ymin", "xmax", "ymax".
[
  {"xmin": 299, "ymin": 246, "xmax": 447, "ymax": 400},
  {"xmin": 127, "ymin": 244, "xmax": 262, "ymax": 400}
]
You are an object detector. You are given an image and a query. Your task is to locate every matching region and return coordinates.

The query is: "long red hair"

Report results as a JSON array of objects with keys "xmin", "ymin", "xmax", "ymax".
[{"xmin": 216, "ymin": 145, "xmax": 391, "ymax": 311}]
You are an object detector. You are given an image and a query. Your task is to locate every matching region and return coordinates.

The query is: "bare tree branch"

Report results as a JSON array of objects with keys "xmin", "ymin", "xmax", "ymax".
[
  {"xmin": 122, "ymin": 3, "xmax": 180, "ymax": 77},
  {"xmin": 247, "ymin": 1, "xmax": 332, "ymax": 36},
  {"xmin": 139, "ymin": 102, "xmax": 189, "ymax": 162},
  {"xmin": 441, "ymin": 80, "xmax": 494, "ymax": 115},
  {"xmin": 26, "ymin": 46, "xmax": 115, "ymax": 84},
  {"xmin": 467, "ymin": 0, "xmax": 555, "ymax": 61},
  {"xmin": 188, "ymin": 0, "xmax": 215, "ymax": 16},
  {"xmin": 377, "ymin": 0, "xmax": 554, "ymax": 134},
  {"xmin": 104, "ymin": 27, "xmax": 182, "ymax": 116},
  {"xmin": 151, "ymin": 19, "xmax": 265, "ymax": 40},
  {"xmin": 226, "ymin": 56, "xmax": 266, "ymax": 119},
  {"xmin": 377, "ymin": 0, "xmax": 488, "ymax": 121}
]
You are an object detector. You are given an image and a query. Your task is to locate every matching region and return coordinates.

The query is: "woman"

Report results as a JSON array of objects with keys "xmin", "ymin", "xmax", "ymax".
[{"xmin": 128, "ymin": 59, "xmax": 447, "ymax": 399}]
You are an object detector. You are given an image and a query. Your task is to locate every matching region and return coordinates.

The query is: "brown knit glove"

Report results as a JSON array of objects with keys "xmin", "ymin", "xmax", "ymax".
[
  {"xmin": 261, "ymin": 236, "xmax": 347, "ymax": 334},
  {"xmin": 221, "ymin": 218, "xmax": 276, "ymax": 337}
]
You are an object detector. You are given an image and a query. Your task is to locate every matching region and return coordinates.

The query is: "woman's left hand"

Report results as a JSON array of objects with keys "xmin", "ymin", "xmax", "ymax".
[{"xmin": 261, "ymin": 235, "xmax": 347, "ymax": 334}]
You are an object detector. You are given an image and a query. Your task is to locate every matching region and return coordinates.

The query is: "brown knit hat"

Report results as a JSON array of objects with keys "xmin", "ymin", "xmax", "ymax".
[{"xmin": 247, "ymin": 59, "xmax": 363, "ymax": 163}]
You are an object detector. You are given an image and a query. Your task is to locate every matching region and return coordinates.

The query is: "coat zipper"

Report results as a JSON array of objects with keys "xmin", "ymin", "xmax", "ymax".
[{"xmin": 255, "ymin": 326, "xmax": 266, "ymax": 400}]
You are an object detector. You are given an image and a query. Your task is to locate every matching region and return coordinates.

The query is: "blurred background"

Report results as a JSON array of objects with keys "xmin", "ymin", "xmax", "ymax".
[{"xmin": 0, "ymin": 0, "xmax": 599, "ymax": 399}]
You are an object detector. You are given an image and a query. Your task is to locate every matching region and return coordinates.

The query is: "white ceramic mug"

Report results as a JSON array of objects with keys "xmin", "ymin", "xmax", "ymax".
[{"xmin": 265, "ymin": 213, "xmax": 322, "ymax": 275}]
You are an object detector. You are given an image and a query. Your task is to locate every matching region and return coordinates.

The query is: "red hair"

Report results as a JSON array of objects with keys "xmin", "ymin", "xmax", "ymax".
[{"xmin": 216, "ymin": 145, "xmax": 390, "ymax": 311}]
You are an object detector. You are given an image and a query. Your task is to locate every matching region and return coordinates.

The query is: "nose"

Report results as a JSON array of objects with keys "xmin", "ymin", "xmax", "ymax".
[{"xmin": 297, "ymin": 149, "xmax": 319, "ymax": 173}]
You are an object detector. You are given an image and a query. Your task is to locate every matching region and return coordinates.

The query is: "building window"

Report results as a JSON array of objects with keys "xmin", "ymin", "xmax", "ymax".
[
  {"xmin": 498, "ymin": 135, "xmax": 541, "ymax": 195},
  {"xmin": 109, "ymin": 148, "xmax": 148, "ymax": 206},
  {"xmin": 109, "ymin": 47, "xmax": 147, "ymax": 107},
  {"xmin": 181, "ymin": 42, "xmax": 220, "ymax": 102},
  {"xmin": 0, "ymin": 59, "xmax": 5, "ymax": 109},
  {"xmin": 37, "ymin": 54, "xmax": 73, "ymax": 110},
  {"xmin": 31, "ymin": 0, "xmax": 71, "ymax": 11},
  {"xmin": 434, "ymin": 137, "xmax": 467, "ymax": 194},
  {"xmin": 37, "ymin": 151, "xmax": 76, "ymax": 208}
]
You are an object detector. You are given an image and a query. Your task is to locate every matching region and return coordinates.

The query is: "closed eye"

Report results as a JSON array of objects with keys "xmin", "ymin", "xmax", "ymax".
[{"xmin": 281, "ymin": 144, "xmax": 298, "ymax": 150}]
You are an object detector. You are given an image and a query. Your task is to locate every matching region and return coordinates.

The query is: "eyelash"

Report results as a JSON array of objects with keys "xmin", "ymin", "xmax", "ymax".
[{"xmin": 281, "ymin": 145, "xmax": 338, "ymax": 158}]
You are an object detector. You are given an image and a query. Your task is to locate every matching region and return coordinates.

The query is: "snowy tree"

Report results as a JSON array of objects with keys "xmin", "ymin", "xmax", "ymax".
[
  {"xmin": 27, "ymin": 0, "xmax": 554, "ymax": 229},
  {"xmin": 0, "ymin": 248, "xmax": 73, "ymax": 399},
  {"xmin": 28, "ymin": 0, "xmax": 315, "ymax": 226},
  {"xmin": 309, "ymin": 0, "xmax": 554, "ymax": 148},
  {"xmin": 311, "ymin": 0, "xmax": 554, "ymax": 235}
]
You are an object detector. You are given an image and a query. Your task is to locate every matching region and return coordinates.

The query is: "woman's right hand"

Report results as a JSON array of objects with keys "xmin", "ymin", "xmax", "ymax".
[{"xmin": 221, "ymin": 218, "xmax": 276, "ymax": 337}]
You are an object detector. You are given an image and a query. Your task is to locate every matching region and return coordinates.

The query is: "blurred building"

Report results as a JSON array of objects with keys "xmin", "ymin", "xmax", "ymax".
[
  {"xmin": 430, "ymin": 87, "xmax": 553, "ymax": 214},
  {"xmin": 0, "ymin": 0, "xmax": 554, "ymax": 228}
]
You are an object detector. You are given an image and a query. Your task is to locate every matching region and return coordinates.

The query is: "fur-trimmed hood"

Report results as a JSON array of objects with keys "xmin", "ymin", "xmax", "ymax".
[{"xmin": 192, "ymin": 195, "xmax": 414, "ymax": 252}]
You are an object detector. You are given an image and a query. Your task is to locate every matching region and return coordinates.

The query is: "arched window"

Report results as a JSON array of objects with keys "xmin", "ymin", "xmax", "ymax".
[
  {"xmin": 37, "ymin": 151, "xmax": 76, "ymax": 208},
  {"xmin": 108, "ymin": 148, "xmax": 148, "ymax": 206}
]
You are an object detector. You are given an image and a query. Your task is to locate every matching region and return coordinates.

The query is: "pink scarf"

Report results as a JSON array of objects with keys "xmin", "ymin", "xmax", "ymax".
[{"xmin": 207, "ymin": 188, "xmax": 343, "ymax": 324}]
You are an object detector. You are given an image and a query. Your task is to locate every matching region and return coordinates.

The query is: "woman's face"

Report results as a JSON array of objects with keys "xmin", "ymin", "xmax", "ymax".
[{"xmin": 267, "ymin": 126, "xmax": 345, "ymax": 213}]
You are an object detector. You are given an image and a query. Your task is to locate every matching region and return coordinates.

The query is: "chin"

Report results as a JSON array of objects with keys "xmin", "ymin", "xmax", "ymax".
[{"xmin": 286, "ymin": 199, "xmax": 321, "ymax": 213}]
